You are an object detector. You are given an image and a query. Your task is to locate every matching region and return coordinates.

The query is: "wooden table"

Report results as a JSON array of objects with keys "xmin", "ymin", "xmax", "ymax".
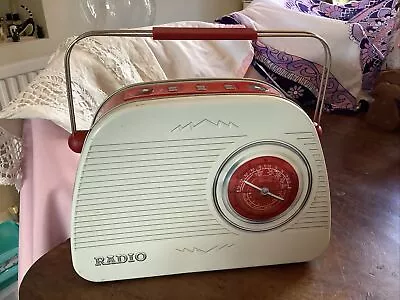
[{"xmin": 19, "ymin": 114, "xmax": 400, "ymax": 300}]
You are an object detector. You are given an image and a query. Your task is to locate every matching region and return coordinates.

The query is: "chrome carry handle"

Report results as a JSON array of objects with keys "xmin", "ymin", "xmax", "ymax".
[{"xmin": 65, "ymin": 27, "xmax": 331, "ymax": 135}]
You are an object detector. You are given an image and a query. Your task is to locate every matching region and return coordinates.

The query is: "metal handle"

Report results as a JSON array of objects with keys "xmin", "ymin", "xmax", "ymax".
[
  {"xmin": 65, "ymin": 27, "xmax": 331, "ymax": 134},
  {"xmin": 153, "ymin": 27, "xmax": 258, "ymax": 40}
]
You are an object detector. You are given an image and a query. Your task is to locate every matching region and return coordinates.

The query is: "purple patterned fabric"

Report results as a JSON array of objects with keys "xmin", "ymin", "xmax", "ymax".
[
  {"xmin": 217, "ymin": 0, "xmax": 398, "ymax": 112},
  {"xmin": 350, "ymin": 23, "xmax": 385, "ymax": 90},
  {"xmin": 282, "ymin": 0, "xmax": 398, "ymax": 89},
  {"xmin": 285, "ymin": 0, "xmax": 397, "ymax": 55},
  {"xmin": 217, "ymin": 11, "xmax": 360, "ymax": 111},
  {"xmin": 252, "ymin": 40, "xmax": 357, "ymax": 110}
]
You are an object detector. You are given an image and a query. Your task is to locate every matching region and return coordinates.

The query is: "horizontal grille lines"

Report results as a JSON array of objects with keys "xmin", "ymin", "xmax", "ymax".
[
  {"xmin": 76, "ymin": 198, "xmax": 207, "ymax": 213},
  {"xmin": 80, "ymin": 171, "xmax": 209, "ymax": 186},
  {"xmin": 76, "ymin": 203, "xmax": 209, "ymax": 219},
  {"xmin": 90, "ymin": 141, "xmax": 236, "ymax": 154},
  {"xmin": 76, "ymin": 192, "xmax": 207, "ymax": 208},
  {"xmin": 76, "ymin": 228, "xmax": 229, "ymax": 246},
  {"xmin": 284, "ymin": 194, "xmax": 330, "ymax": 232},
  {"xmin": 91, "ymin": 135, "xmax": 246, "ymax": 148},
  {"xmin": 75, "ymin": 217, "xmax": 217, "ymax": 234},
  {"xmin": 76, "ymin": 209, "xmax": 213, "ymax": 225},
  {"xmin": 75, "ymin": 223, "xmax": 223, "ymax": 242},
  {"xmin": 74, "ymin": 231, "xmax": 232, "ymax": 250},
  {"xmin": 78, "ymin": 180, "xmax": 206, "ymax": 196},
  {"xmin": 73, "ymin": 135, "xmax": 244, "ymax": 250},
  {"xmin": 82, "ymin": 165, "xmax": 211, "ymax": 178},
  {"xmin": 80, "ymin": 169, "xmax": 209, "ymax": 183},
  {"xmin": 79, "ymin": 173, "xmax": 208, "ymax": 191},
  {"xmin": 87, "ymin": 147, "xmax": 226, "ymax": 160},
  {"xmin": 77, "ymin": 188, "xmax": 206, "ymax": 202},
  {"xmin": 83, "ymin": 156, "xmax": 218, "ymax": 172}
]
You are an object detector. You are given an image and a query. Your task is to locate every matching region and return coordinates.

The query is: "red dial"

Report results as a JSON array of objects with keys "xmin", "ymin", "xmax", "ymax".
[{"xmin": 227, "ymin": 156, "xmax": 299, "ymax": 221}]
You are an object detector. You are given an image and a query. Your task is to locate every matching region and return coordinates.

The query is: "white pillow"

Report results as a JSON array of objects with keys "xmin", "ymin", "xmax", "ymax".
[{"xmin": 228, "ymin": 0, "xmax": 365, "ymax": 108}]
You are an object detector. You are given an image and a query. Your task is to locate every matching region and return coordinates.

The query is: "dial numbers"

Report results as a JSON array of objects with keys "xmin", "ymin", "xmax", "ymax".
[{"xmin": 227, "ymin": 156, "xmax": 299, "ymax": 221}]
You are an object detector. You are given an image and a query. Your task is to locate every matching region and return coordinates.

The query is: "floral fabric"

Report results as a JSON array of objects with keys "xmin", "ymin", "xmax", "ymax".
[{"xmin": 217, "ymin": 0, "xmax": 398, "ymax": 111}]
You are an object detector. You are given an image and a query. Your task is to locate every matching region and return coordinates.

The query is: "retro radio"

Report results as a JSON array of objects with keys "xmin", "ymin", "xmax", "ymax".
[{"xmin": 66, "ymin": 27, "xmax": 332, "ymax": 282}]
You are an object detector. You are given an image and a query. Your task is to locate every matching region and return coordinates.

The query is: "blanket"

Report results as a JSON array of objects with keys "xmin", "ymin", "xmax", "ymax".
[
  {"xmin": 217, "ymin": 0, "xmax": 398, "ymax": 111},
  {"xmin": 277, "ymin": 0, "xmax": 398, "ymax": 87},
  {"xmin": 0, "ymin": 21, "xmax": 254, "ymax": 188},
  {"xmin": 0, "ymin": 21, "xmax": 253, "ymax": 133}
]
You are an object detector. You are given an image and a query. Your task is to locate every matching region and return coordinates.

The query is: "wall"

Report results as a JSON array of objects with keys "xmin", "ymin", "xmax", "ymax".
[
  {"xmin": 154, "ymin": 0, "xmax": 242, "ymax": 24},
  {"xmin": 0, "ymin": 0, "xmax": 242, "ymax": 66}
]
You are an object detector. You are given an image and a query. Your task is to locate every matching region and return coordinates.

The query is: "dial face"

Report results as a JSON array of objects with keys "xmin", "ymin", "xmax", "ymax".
[{"xmin": 227, "ymin": 156, "xmax": 299, "ymax": 222}]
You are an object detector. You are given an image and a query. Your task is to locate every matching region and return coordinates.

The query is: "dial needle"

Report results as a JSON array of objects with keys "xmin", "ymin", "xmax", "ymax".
[
  {"xmin": 265, "ymin": 192, "xmax": 285, "ymax": 202},
  {"xmin": 243, "ymin": 180, "xmax": 285, "ymax": 202},
  {"xmin": 243, "ymin": 180, "xmax": 263, "ymax": 192}
]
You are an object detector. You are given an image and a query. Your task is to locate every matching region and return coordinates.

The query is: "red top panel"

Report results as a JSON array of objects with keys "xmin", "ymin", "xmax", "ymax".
[{"xmin": 93, "ymin": 80, "xmax": 283, "ymax": 125}]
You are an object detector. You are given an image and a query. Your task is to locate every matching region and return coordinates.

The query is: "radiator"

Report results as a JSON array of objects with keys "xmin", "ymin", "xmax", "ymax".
[
  {"xmin": 0, "ymin": 56, "xmax": 48, "ymax": 110},
  {"xmin": 0, "ymin": 71, "xmax": 41, "ymax": 110}
]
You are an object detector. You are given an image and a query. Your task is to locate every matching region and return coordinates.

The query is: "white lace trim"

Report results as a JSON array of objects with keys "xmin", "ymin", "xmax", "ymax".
[
  {"xmin": 0, "ymin": 33, "xmax": 168, "ymax": 131},
  {"xmin": 0, "ymin": 126, "xmax": 22, "ymax": 190},
  {"xmin": 0, "ymin": 34, "xmax": 166, "ymax": 190},
  {"xmin": 0, "ymin": 21, "xmax": 253, "ymax": 188}
]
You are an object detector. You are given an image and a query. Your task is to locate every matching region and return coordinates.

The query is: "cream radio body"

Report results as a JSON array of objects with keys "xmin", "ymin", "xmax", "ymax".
[{"xmin": 69, "ymin": 79, "xmax": 331, "ymax": 283}]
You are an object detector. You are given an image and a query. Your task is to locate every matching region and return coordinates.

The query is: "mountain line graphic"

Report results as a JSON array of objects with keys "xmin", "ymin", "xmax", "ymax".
[
  {"xmin": 171, "ymin": 119, "xmax": 239, "ymax": 132},
  {"xmin": 176, "ymin": 244, "xmax": 235, "ymax": 253}
]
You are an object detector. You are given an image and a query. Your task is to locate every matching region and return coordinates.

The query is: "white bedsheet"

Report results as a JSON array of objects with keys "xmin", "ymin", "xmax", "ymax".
[{"xmin": 0, "ymin": 21, "xmax": 253, "ymax": 134}]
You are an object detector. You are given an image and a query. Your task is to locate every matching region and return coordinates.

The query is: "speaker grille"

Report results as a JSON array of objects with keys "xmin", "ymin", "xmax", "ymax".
[
  {"xmin": 73, "ymin": 135, "xmax": 244, "ymax": 250},
  {"xmin": 283, "ymin": 132, "xmax": 330, "ymax": 231}
]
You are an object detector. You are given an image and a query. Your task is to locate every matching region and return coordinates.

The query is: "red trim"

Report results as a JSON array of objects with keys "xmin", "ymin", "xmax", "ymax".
[
  {"xmin": 94, "ymin": 80, "xmax": 282, "ymax": 124},
  {"xmin": 314, "ymin": 123, "xmax": 323, "ymax": 138},
  {"xmin": 152, "ymin": 27, "xmax": 258, "ymax": 41},
  {"xmin": 68, "ymin": 131, "xmax": 88, "ymax": 153}
]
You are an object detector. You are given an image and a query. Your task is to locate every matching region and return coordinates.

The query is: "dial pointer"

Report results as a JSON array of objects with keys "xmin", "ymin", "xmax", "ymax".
[
  {"xmin": 243, "ymin": 180, "xmax": 284, "ymax": 201},
  {"xmin": 243, "ymin": 180, "xmax": 263, "ymax": 192},
  {"xmin": 266, "ymin": 192, "xmax": 285, "ymax": 202}
]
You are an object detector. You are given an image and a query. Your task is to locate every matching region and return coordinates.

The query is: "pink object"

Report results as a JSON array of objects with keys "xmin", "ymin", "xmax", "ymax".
[{"xmin": 18, "ymin": 119, "xmax": 79, "ymax": 286}]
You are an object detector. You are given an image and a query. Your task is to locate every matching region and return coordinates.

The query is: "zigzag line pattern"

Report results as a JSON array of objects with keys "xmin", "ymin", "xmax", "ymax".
[
  {"xmin": 176, "ymin": 244, "xmax": 235, "ymax": 253},
  {"xmin": 171, "ymin": 119, "xmax": 239, "ymax": 132}
]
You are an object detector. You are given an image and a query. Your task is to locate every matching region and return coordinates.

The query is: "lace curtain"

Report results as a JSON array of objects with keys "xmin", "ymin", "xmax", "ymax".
[{"xmin": 0, "ymin": 126, "xmax": 22, "ymax": 190}]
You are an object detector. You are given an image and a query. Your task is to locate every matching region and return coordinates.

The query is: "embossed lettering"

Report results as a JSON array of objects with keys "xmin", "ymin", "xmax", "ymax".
[
  {"xmin": 106, "ymin": 255, "xmax": 117, "ymax": 264},
  {"xmin": 135, "ymin": 253, "xmax": 147, "ymax": 262},
  {"xmin": 94, "ymin": 257, "xmax": 105, "ymax": 266},
  {"xmin": 94, "ymin": 252, "xmax": 147, "ymax": 266},
  {"xmin": 127, "ymin": 253, "xmax": 136, "ymax": 262},
  {"xmin": 116, "ymin": 255, "xmax": 128, "ymax": 264}
]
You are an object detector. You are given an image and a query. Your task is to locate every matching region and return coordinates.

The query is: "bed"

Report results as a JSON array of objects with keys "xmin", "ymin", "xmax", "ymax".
[{"xmin": 0, "ymin": 0, "xmax": 397, "ymax": 287}]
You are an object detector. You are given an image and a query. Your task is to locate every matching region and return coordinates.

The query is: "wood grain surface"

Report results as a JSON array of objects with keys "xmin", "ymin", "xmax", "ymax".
[{"xmin": 19, "ymin": 113, "xmax": 400, "ymax": 300}]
